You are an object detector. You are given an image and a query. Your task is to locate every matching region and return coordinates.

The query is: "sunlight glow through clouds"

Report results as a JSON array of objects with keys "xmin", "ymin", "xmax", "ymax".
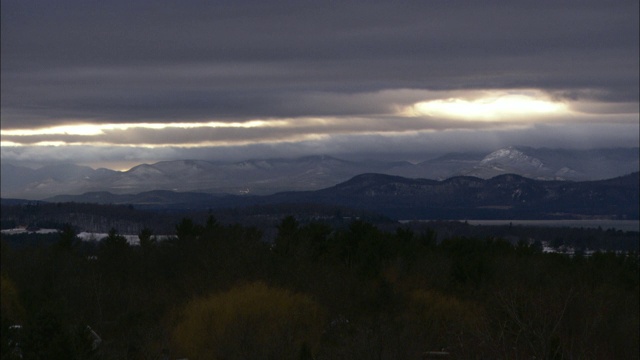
[
  {"xmin": 0, "ymin": 90, "xmax": 633, "ymax": 151},
  {"xmin": 404, "ymin": 91, "xmax": 569, "ymax": 120},
  {"xmin": 1, "ymin": 120, "xmax": 286, "ymax": 137}
]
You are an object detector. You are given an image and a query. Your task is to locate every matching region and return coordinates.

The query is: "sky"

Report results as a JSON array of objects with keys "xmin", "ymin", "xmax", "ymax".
[{"xmin": 1, "ymin": 0, "xmax": 638, "ymax": 170}]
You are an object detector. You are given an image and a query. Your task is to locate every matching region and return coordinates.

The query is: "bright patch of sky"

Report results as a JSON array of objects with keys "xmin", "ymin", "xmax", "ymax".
[
  {"xmin": 2, "ymin": 120, "xmax": 285, "ymax": 137},
  {"xmin": 407, "ymin": 91, "xmax": 569, "ymax": 120}
]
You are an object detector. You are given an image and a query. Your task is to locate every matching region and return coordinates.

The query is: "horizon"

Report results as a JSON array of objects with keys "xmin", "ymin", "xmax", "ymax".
[{"xmin": 3, "ymin": 144, "xmax": 639, "ymax": 172}]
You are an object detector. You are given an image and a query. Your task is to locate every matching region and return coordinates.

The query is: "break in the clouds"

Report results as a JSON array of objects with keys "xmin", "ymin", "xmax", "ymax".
[{"xmin": 1, "ymin": 0, "xmax": 638, "ymax": 167}]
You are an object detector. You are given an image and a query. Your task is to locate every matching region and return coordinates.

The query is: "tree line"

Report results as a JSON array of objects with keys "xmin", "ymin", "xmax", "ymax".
[{"xmin": 1, "ymin": 216, "xmax": 638, "ymax": 359}]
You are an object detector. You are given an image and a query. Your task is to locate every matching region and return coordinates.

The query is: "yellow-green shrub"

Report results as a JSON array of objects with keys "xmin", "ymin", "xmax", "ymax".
[{"xmin": 172, "ymin": 282, "xmax": 325, "ymax": 360}]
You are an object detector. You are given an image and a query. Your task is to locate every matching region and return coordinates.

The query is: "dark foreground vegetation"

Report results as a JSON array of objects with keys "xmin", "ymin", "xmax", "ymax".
[{"xmin": 2, "ymin": 216, "xmax": 639, "ymax": 359}]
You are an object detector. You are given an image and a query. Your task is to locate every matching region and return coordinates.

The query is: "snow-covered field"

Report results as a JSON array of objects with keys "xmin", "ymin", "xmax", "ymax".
[
  {"xmin": 1, "ymin": 228, "xmax": 59, "ymax": 235},
  {"xmin": 77, "ymin": 232, "xmax": 142, "ymax": 245},
  {"xmin": 1, "ymin": 228, "xmax": 171, "ymax": 246}
]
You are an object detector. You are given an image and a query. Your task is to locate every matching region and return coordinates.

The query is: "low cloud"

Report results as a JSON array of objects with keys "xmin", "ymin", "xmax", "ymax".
[{"xmin": 3, "ymin": 121, "xmax": 637, "ymax": 170}]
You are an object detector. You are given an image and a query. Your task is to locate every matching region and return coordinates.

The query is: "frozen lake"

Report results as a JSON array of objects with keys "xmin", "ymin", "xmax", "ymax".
[{"xmin": 464, "ymin": 219, "xmax": 639, "ymax": 232}]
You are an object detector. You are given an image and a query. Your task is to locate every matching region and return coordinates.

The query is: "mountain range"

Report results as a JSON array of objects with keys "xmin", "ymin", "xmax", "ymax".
[
  {"xmin": 2, "ymin": 146, "xmax": 638, "ymax": 200},
  {"xmin": 40, "ymin": 172, "xmax": 640, "ymax": 220}
]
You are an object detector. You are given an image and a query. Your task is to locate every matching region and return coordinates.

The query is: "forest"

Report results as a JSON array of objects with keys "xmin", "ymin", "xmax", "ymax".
[{"xmin": 1, "ymin": 216, "xmax": 639, "ymax": 359}]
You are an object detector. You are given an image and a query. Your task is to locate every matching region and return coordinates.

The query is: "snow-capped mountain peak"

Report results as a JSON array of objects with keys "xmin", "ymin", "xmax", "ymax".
[{"xmin": 479, "ymin": 147, "xmax": 544, "ymax": 169}]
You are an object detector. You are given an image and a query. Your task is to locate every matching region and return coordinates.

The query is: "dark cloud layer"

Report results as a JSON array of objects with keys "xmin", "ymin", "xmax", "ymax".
[
  {"xmin": 2, "ymin": 0, "xmax": 638, "ymax": 129},
  {"xmin": 1, "ymin": 1, "xmax": 638, "ymax": 169}
]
